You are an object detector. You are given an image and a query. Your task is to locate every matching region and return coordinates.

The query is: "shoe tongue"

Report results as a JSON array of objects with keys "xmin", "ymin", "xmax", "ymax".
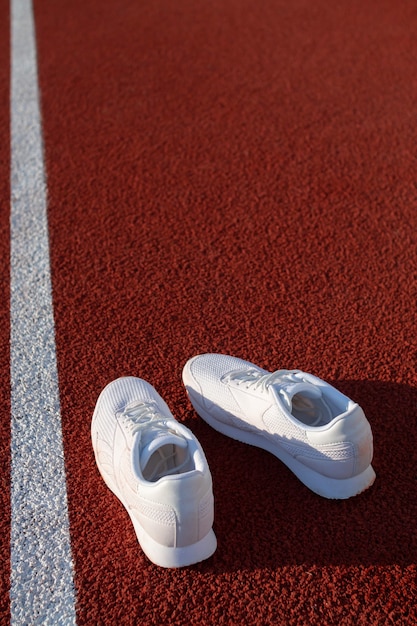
[{"xmin": 139, "ymin": 427, "xmax": 188, "ymax": 472}]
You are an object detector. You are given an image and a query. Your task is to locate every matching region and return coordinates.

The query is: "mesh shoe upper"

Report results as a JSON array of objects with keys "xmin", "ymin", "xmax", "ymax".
[
  {"xmin": 91, "ymin": 376, "xmax": 216, "ymax": 566},
  {"xmin": 183, "ymin": 354, "xmax": 375, "ymax": 499}
]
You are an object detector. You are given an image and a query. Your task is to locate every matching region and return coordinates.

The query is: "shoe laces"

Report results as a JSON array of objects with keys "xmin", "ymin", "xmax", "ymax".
[
  {"xmin": 225, "ymin": 368, "xmax": 330, "ymax": 426},
  {"xmin": 118, "ymin": 401, "xmax": 168, "ymax": 435},
  {"xmin": 225, "ymin": 368, "xmax": 299, "ymax": 393}
]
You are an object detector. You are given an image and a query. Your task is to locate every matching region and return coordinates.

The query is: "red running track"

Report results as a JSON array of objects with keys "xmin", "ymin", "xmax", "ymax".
[{"xmin": 3, "ymin": 0, "xmax": 417, "ymax": 623}]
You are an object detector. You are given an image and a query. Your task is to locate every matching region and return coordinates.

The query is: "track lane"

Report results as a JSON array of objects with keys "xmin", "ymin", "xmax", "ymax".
[{"xmin": 28, "ymin": 0, "xmax": 417, "ymax": 623}]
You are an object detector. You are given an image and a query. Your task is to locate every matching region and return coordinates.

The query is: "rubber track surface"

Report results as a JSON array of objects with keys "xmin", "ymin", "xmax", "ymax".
[{"xmin": 3, "ymin": 0, "xmax": 417, "ymax": 623}]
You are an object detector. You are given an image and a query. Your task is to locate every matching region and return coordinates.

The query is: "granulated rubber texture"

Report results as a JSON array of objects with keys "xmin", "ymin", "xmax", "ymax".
[
  {"xmin": 4, "ymin": 0, "xmax": 417, "ymax": 623},
  {"xmin": 0, "ymin": 0, "xmax": 10, "ymax": 621}
]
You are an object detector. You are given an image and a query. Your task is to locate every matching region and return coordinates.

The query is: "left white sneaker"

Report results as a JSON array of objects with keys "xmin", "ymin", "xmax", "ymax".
[
  {"xmin": 91, "ymin": 376, "xmax": 217, "ymax": 567},
  {"xmin": 183, "ymin": 353, "xmax": 376, "ymax": 499}
]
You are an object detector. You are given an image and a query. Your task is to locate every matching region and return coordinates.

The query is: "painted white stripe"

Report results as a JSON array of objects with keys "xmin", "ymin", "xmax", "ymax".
[{"xmin": 10, "ymin": 0, "xmax": 77, "ymax": 623}]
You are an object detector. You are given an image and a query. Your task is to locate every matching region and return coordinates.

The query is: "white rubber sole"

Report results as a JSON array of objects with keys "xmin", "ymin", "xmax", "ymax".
[
  {"xmin": 185, "ymin": 388, "xmax": 376, "ymax": 500},
  {"xmin": 91, "ymin": 405, "xmax": 217, "ymax": 568}
]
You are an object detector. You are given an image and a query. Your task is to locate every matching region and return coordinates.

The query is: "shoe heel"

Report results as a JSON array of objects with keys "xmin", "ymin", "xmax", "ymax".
[{"xmin": 131, "ymin": 516, "xmax": 217, "ymax": 568}]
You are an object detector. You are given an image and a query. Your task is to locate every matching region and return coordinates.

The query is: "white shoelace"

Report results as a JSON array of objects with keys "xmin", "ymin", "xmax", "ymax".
[
  {"xmin": 226, "ymin": 368, "xmax": 330, "ymax": 426},
  {"xmin": 225, "ymin": 369, "xmax": 299, "ymax": 393},
  {"xmin": 118, "ymin": 401, "xmax": 168, "ymax": 435}
]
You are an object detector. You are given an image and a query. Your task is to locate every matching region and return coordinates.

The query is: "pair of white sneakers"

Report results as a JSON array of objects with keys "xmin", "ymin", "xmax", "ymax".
[{"xmin": 91, "ymin": 353, "xmax": 376, "ymax": 568}]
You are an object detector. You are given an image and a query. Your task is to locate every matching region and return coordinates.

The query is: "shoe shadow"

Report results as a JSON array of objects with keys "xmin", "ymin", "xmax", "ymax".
[{"xmin": 186, "ymin": 379, "xmax": 417, "ymax": 570}]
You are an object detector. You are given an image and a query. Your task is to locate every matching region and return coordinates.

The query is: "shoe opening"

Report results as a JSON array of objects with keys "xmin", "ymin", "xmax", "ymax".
[
  {"xmin": 290, "ymin": 392, "xmax": 334, "ymax": 427},
  {"xmin": 141, "ymin": 437, "xmax": 195, "ymax": 482}
]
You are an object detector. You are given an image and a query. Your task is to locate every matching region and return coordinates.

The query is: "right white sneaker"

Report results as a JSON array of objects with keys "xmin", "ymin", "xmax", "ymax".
[
  {"xmin": 91, "ymin": 376, "xmax": 217, "ymax": 568},
  {"xmin": 183, "ymin": 354, "xmax": 376, "ymax": 499}
]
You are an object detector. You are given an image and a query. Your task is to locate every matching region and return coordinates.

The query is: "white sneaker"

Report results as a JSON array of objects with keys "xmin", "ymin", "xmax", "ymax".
[
  {"xmin": 91, "ymin": 376, "xmax": 217, "ymax": 567},
  {"xmin": 183, "ymin": 354, "xmax": 376, "ymax": 499}
]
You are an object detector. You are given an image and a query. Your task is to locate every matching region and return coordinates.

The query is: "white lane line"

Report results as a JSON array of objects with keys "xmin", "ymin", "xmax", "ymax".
[{"xmin": 10, "ymin": 0, "xmax": 77, "ymax": 623}]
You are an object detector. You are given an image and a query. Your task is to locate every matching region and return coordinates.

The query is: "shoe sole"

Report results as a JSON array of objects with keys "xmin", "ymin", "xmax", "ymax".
[
  {"xmin": 184, "ymin": 384, "xmax": 376, "ymax": 500},
  {"xmin": 91, "ymin": 386, "xmax": 217, "ymax": 568}
]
